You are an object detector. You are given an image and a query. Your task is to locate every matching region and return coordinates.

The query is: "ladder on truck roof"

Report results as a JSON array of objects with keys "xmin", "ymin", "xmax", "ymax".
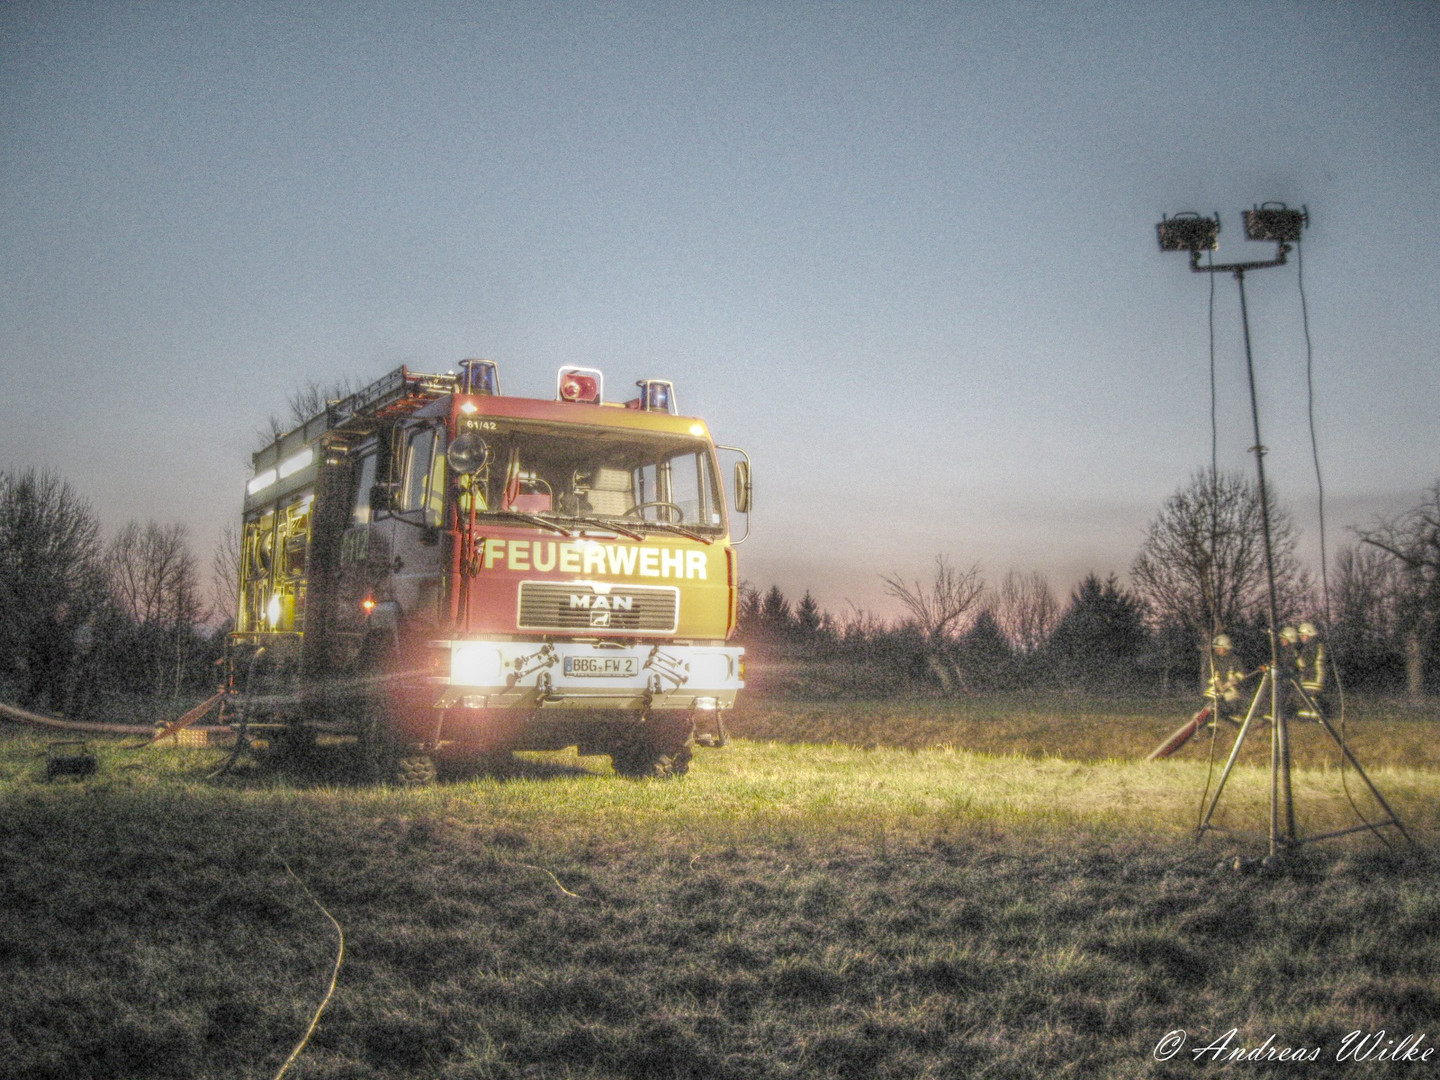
[
  {"xmin": 329, "ymin": 367, "xmax": 458, "ymax": 430},
  {"xmin": 246, "ymin": 366, "xmax": 457, "ymax": 511},
  {"xmin": 252, "ymin": 367, "xmax": 458, "ymax": 471}
]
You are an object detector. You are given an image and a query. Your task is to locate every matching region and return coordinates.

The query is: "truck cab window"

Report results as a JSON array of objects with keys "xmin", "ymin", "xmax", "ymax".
[
  {"xmin": 402, "ymin": 427, "xmax": 445, "ymax": 527},
  {"xmin": 351, "ymin": 454, "xmax": 377, "ymax": 525},
  {"xmin": 462, "ymin": 422, "xmax": 725, "ymax": 536}
]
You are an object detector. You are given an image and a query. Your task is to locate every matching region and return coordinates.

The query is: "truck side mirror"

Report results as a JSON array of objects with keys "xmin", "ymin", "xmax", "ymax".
[{"xmin": 733, "ymin": 460, "xmax": 751, "ymax": 515}]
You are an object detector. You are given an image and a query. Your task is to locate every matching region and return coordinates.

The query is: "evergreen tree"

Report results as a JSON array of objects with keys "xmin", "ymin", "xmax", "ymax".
[
  {"xmin": 795, "ymin": 590, "xmax": 822, "ymax": 641},
  {"xmin": 959, "ymin": 609, "xmax": 1013, "ymax": 690},
  {"xmin": 736, "ymin": 583, "xmax": 762, "ymax": 637},
  {"xmin": 1047, "ymin": 574, "xmax": 1151, "ymax": 692},
  {"xmin": 759, "ymin": 585, "xmax": 793, "ymax": 641}
]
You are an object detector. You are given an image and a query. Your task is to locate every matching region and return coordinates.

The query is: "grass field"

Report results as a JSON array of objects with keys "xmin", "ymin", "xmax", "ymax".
[{"xmin": 2, "ymin": 690, "xmax": 1438, "ymax": 1079}]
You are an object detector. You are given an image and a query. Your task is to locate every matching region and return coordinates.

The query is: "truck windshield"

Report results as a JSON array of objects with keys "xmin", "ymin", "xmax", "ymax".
[{"xmin": 451, "ymin": 421, "xmax": 727, "ymax": 539}]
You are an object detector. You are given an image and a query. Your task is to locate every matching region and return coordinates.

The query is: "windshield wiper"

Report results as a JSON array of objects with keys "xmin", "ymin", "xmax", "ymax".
[
  {"xmin": 625, "ymin": 519, "xmax": 714, "ymax": 545},
  {"xmin": 556, "ymin": 515, "xmax": 646, "ymax": 541},
  {"xmin": 482, "ymin": 511, "xmax": 575, "ymax": 537},
  {"xmin": 480, "ymin": 509, "xmax": 712, "ymax": 544}
]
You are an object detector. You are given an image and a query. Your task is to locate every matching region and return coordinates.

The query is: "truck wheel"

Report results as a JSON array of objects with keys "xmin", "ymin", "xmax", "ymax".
[
  {"xmin": 353, "ymin": 634, "xmax": 434, "ymax": 785},
  {"xmin": 653, "ymin": 741, "xmax": 693, "ymax": 779},
  {"xmin": 611, "ymin": 722, "xmax": 694, "ymax": 779},
  {"xmin": 394, "ymin": 754, "xmax": 437, "ymax": 787},
  {"xmin": 356, "ymin": 707, "xmax": 400, "ymax": 783}
]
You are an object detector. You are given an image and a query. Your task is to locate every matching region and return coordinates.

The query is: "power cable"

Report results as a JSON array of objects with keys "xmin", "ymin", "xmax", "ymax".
[
  {"xmin": 272, "ymin": 859, "xmax": 346, "ymax": 1080},
  {"xmin": 1297, "ymin": 241, "xmax": 1330, "ymax": 625},
  {"xmin": 1294, "ymin": 240, "xmax": 1395, "ymax": 846}
]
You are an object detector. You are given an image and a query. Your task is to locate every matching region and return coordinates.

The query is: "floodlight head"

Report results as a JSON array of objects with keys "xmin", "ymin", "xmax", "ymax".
[
  {"xmin": 1157, "ymin": 212, "xmax": 1220, "ymax": 253},
  {"xmin": 1242, "ymin": 202, "xmax": 1307, "ymax": 243}
]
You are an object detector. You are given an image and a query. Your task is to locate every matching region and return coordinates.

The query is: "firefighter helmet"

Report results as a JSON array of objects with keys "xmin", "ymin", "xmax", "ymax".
[
  {"xmin": 1212, "ymin": 634, "xmax": 1232, "ymax": 650},
  {"xmin": 1279, "ymin": 626, "xmax": 1299, "ymax": 645},
  {"xmin": 1298, "ymin": 621, "xmax": 1318, "ymax": 639}
]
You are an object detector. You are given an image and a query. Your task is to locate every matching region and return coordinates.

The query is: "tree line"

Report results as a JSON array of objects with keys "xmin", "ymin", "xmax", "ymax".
[
  {"xmin": 0, "ymin": 469, "xmax": 221, "ymax": 719},
  {"xmin": 739, "ymin": 471, "xmax": 1440, "ymax": 700}
]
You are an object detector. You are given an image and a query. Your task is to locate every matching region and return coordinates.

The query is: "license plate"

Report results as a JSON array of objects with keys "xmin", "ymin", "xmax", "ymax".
[{"xmin": 564, "ymin": 655, "xmax": 640, "ymax": 678}]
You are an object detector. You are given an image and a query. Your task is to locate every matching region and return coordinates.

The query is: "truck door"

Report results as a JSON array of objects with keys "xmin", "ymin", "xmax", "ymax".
[
  {"xmin": 333, "ymin": 447, "xmax": 383, "ymax": 647},
  {"xmin": 389, "ymin": 421, "xmax": 447, "ymax": 627}
]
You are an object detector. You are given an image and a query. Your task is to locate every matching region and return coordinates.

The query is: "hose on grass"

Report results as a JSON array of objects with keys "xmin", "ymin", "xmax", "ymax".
[
  {"xmin": 513, "ymin": 862, "xmax": 590, "ymax": 900},
  {"xmin": 272, "ymin": 858, "xmax": 345, "ymax": 1080},
  {"xmin": 263, "ymin": 853, "xmax": 584, "ymax": 1078}
]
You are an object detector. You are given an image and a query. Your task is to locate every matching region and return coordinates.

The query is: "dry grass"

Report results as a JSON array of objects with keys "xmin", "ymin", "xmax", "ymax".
[{"xmin": 1, "ymin": 690, "xmax": 1437, "ymax": 1078}]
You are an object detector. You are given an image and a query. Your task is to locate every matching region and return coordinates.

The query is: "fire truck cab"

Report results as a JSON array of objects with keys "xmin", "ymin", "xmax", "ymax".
[{"xmin": 231, "ymin": 361, "xmax": 749, "ymax": 781}]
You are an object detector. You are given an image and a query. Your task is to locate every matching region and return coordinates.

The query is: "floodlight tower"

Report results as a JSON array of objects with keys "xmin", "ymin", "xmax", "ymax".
[
  {"xmin": 1158, "ymin": 205, "xmax": 1412, "ymax": 858},
  {"xmin": 1157, "ymin": 204, "xmax": 1306, "ymax": 858}
]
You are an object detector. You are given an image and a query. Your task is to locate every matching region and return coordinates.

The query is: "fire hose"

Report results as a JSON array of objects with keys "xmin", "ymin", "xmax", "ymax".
[{"xmin": 0, "ymin": 691, "xmax": 231, "ymax": 744}]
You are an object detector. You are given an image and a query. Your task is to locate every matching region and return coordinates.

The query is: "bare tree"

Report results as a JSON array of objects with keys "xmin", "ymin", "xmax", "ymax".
[
  {"xmin": 210, "ymin": 522, "xmax": 241, "ymax": 624},
  {"xmin": 837, "ymin": 602, "xmax": 887, "ymax": 647},
  {"xmin": 882, "ymin": 556, "xmax": 985, "ymax": 692},
  {"xmin": 991, "ymin": 570, "xmax": 1060, "ymax": 654},
  {"xmin": 258, "ymin": 375, "xmax": 366, "ymax": 448},
  {"xmin": 1357, "ymin": 480, "xmax": 1440, "ymax": 699},
  {"xmin": 1131, "ymin": 470, "xmax": 1311, "ymax": 656},
  {"xmin": 1329, "ymin": 543, "xmax": 1404, "ymax": 690},
  {"xmin": 107, "ymin": 521, "xmax": 204, "ymax": 696},
  {"xmin": 0, "ymin": 469, "xmax": 105, "ymax": 709}
]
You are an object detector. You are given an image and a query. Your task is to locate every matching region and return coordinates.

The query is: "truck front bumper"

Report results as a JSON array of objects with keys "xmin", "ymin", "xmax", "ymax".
[{"xmin": 430, "ymin": 639, "xmax": 744, "ymax": 713}]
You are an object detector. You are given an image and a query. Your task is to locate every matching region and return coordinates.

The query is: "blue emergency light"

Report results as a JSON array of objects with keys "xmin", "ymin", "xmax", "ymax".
[
  {"xmin": 637, "ymin": 379, "xmax": 677, "ymax": 414},
  {"xmin": 460, "ymin": 359, "xmax": 501, "ymax": 395}
]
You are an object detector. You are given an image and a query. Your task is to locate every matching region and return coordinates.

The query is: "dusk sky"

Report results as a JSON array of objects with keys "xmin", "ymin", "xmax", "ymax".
[{"xmin": 4, "ymin": 1, "xmax": 1438, "ymax": 620}]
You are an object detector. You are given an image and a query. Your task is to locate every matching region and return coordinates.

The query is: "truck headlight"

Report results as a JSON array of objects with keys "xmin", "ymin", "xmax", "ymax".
[
  {"xmin": 451, "ymin": 643, "xmax": 503, "ymax": 686},
  {"xmin": 687, "ymin": 653, "xmax": 730, "ymax": 687}
]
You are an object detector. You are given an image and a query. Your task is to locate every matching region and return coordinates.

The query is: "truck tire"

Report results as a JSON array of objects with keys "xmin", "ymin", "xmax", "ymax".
[
  {"xmin": 610, "ymin": 719, "xmax": 694, "ymax": 779},
  {"xmin": 394, "ymin": 754, "xmax": 438, "ymax": 787},
  {"xmin": 353, "ymin": 633, "xmax": 437, "ymax": 786},
  {"xmin": 358, "ymin": 721, "xmax": 436, "ymax": 787},
  {"xmin": 357, "ymin": 710, "xmax": 396, "ymax": 783}
]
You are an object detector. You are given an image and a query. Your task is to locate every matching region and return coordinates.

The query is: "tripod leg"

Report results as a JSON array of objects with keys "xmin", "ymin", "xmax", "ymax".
[
  {"xmin": 1274, "ymin": 674, "xmax": 1296, "ymax": 850},
  {"xmin": 1298, "ymin": 684, "xmax": 1415, "ymax": 846},
  {"xmin": 1198, "ymin": 671, "xmax": 1270, "ymax": 837}
]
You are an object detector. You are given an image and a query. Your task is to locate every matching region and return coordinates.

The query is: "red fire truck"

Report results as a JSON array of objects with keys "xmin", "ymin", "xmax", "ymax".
[{"xmin": 230, "ymin": 360, "xmax": 750, "ymax": 781}]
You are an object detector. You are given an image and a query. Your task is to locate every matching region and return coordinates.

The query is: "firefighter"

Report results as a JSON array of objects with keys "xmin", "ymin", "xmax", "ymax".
[
  {"xmin": 1205, "ymin": 633, "xmax": 1249, "ymax": 725},
  {"xmin": 1294, "ymin": 621, "xmax": 1327, "ymax": 720},
  {"xmin": 1277, "ymin": 625, "xmax": 1300, "ymax": 671}
]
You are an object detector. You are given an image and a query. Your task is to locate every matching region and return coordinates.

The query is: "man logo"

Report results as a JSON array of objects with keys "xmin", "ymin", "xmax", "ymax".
[
  {"xmin": 569, "ymin": 592, "xmax": 633, "ymax": 629},
  {"xmin": 568, "ymin": 594, "xmax": 635, "ymax": 611}
]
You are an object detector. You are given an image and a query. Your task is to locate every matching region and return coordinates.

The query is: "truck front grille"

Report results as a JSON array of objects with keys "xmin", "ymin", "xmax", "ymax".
[{"xmin": 517, "ymin": 581, "xmax": 679, "ymax": 633}]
